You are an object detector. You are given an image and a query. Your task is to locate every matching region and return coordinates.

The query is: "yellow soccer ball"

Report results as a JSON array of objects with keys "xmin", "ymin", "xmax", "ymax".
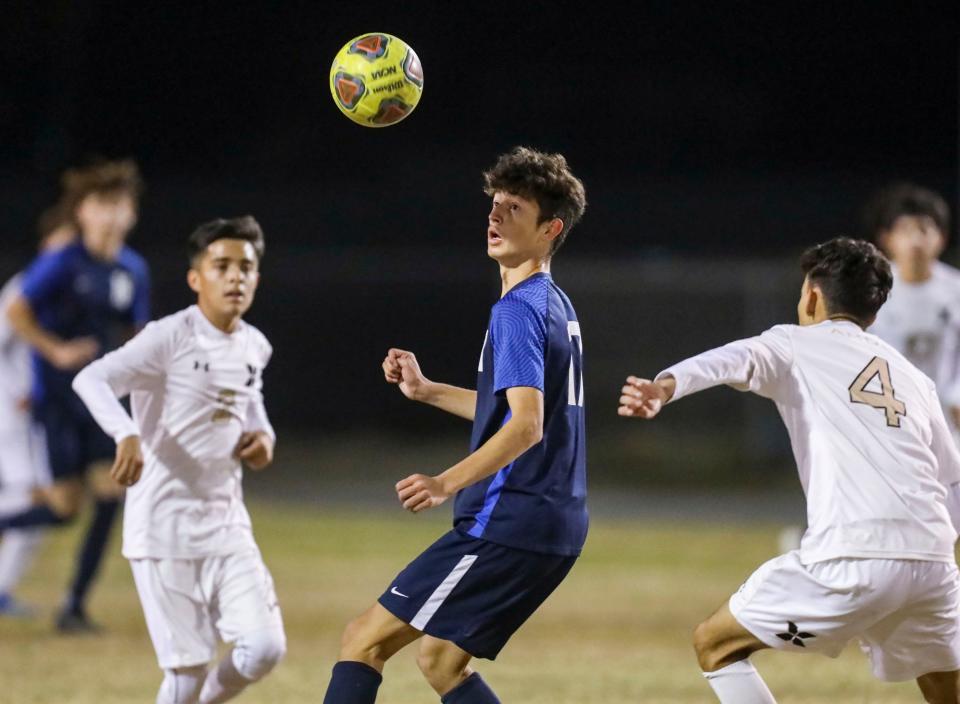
[{"xmin": 329, "ymin": 33, "xmax": 424, "ymax": 127}]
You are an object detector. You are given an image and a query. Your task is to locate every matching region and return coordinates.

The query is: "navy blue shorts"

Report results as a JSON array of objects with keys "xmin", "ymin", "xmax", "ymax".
[
  {"xmin": 35, "ymin": 399, "xmax": 115, "ymax": 479},
  {"xmin": 378, "ymin": 529, "xmax": 577, "ymax": 660}
]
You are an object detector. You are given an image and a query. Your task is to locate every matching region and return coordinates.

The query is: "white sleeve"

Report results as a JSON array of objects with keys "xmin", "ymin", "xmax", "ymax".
[
  {"xmin": 244, "ymin": 395, "xmax": 276, "ymax": 441},
  {"xmin": 938, "ymin": 309, "xmax": 960, "ymax": 408},
  {"xmin": 243, "ymin": 338, "xmax": 275, "ymax": 441},
  {"xmin": 656, "ymin": 326, "xmax": 793, "ymax": 403},
  {"xmin": 930, "ymin": 384, "xmax": 960, "ymax": 487},
  {"xmin": 71, "ymin": 320, "xmax": 172, "ymax": 442}
]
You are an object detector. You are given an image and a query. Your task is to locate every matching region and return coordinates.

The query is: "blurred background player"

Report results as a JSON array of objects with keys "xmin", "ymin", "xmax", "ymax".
[
  {"xmin": 866, "ymin": 183, "xmax": 960, "ymax": 431},
  {"xmin": 619, "ymin": 238, "xmax": 960, "ymax": 703},
  {"xmin": 0, "ymin": 159, "xmax": 150, "ymax": 632},
  {"xmin": 72, "ymin": 216, "xmax": 285, "ymax": 704},
  {"xmin": 323, "ymin": 148, "xmax": 587, "ymax": 704},
  {"xmin": 0, "ymin": 204, "xmax": 76, "ymax": 616}
]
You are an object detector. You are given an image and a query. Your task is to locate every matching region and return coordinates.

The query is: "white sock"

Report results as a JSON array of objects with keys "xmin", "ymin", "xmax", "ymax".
[
  {"xmin": 199, "ymin": 652, "xmax": 253, "ymax": 704},
  {"xmin": 703, "ymin": 660, "xmax": 777, "ymax": 703},
  {"xmin": 0, "ymin": 529, "xmax": 43, "ymax": 594}
]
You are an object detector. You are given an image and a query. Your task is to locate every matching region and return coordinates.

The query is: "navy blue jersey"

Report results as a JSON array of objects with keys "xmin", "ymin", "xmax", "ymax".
[
  {"xmin": 21, "ymin": 240, "xmax": 150, "ymax": 405},
  {"xmin": 453, "ymin": 273, "xmax": 587, "ymax": 556}
]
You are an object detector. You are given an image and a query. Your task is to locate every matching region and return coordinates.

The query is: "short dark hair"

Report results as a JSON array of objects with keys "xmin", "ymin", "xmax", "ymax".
[
  {"xmin": 482, "ymin": 147, "xmax": 587, "ymax": 255},
  {"xmin": 187, "ymin": 215, "xmax": 265, "ymax": 265},
  {"xmin": 863, "ymin": 182, "xmax": 950, "ymax": 240},
  {"xmin": 799, "ymin": 237, "xmax": 893, "ymax": 324},
  {"xmin": 62, "ymin": 158, "xmax": 143, "ymax": 208}
]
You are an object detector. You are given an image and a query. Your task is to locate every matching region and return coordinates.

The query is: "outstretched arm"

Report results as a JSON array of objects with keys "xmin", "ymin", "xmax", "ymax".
[
  {"xmin": 618, "ymin": 327, "xmax": 793, "ymax": 419},
  {"xmin": 395, "ymin": 386, "xmax": 543, "ymax": 513},
  {"xmin": 383, "ymin": 348, "xmax": 476, "ymax": 421}
]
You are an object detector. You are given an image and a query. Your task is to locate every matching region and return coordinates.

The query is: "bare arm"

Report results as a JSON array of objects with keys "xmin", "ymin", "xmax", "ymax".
[
  {"xmin": 383, "ymin": 347, "xmax": 476, "ymax": 420},
  {"xmin": 395, "ymin": 386, "xmax": 543, "ymax": 512},
  {"xmin": 7, "ymin": 295, "xmax": 98, "ymax": 371}
]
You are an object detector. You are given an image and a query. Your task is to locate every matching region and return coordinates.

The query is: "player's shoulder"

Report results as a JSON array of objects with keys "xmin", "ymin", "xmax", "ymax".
[
  {"xmin": 496, "ymin": 274, "xmax": 554, "ymax": 316},
  {"xmin": 116, "ymin": 246, "xmax": 149, "ymax": 277},
  {"xmin": 142, "ymin": 307, "xmax": 193, "ymax": 342},
  {"xmin": 29, "ymin": 241, "xmax": 82, "ymax": 270},
  {"xmin": 932, "ymin": 261, "xmax": 960, "ymax": 292},
  {"xmin": 241, "ymin": 320, "xmax": 273, "ymax": 360}
]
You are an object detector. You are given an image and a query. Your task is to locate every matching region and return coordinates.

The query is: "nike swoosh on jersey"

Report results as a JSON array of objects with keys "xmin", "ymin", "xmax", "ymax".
[{"xmin": 390, "ymin": 586, "xmax": 409, "ymax": 598}]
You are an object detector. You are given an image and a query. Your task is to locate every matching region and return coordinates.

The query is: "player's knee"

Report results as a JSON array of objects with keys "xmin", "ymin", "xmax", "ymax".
[
  {"xmin": 340, "ymin": 612, "xmax": 379, "ymax": 660},
  {"xmin": 157, "ymin": 666, "xmax": 206, "ymax": 704},
  {"xmin": 917, "ymin": 673, "xmax": 959, "ymax": 704},
  {"xmin": 234, "ymin": 626, "xmax": 287, "ymax": 681},
  {"xmin": 692, "ymin": 620, "xmax": 722, "ymax": 671}
]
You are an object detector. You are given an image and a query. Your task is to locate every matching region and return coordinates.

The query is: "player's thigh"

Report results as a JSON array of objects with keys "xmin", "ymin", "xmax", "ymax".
[
  {"xmin": 130, "ymin": 558, "xmax": 217, "ymax": 669},
  {"xmin": 209, "ymin": 548, "xmax": 285, "ymax": 645},
  {"xmin": 862, "ymin": 561, "xmax": 960, "ymax": 682},
  {"xmin": 725, "ymin": 552, "xmax": 901, "ymax": 666},
  {"xmin": 916, "ymin": 670, "xmax": 959, "ymax": 704}
]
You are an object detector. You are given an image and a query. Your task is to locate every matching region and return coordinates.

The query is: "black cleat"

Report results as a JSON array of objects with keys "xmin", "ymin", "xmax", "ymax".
[{"xmin": 55, "ymin": 608, "xmax": 103, "ymax": 635}]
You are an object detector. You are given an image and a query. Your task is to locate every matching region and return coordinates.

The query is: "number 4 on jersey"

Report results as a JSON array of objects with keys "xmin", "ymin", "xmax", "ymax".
[{"xmin": 848, "ymin": 356, "xmax": 906, "ymax": 428}]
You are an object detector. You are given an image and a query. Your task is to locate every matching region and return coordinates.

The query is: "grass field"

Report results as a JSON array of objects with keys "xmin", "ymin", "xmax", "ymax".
[{"xmin": 0, "ymin": 501, "xmax": 928, "ymax": 703}]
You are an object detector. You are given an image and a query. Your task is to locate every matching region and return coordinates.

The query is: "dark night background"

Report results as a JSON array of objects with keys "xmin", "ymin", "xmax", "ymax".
[{"xmin": 0, "ymin": 2, "xmax": 956, "ymax": 481}]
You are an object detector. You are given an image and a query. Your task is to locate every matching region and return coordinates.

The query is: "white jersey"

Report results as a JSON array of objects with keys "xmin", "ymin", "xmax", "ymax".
[
  {"xmin": 870, "ymin": 261, "xmax": 960, "ymax": 393},
  {"xmin": 658, "ymin": 319, "xmax": 960, "ymax": 565},
  {"xmin": 0, "ymin": 274, "xmax": 32, "ymax": 433},
  {"xmin": 72, "ymin": 305, "xmax": 275, "ymax": 559}
]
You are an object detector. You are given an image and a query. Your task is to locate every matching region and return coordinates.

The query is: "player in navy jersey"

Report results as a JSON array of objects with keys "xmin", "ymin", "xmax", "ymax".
[
  {"xmin": 2, "ymin": 159, "xmax": 149, "ymax": 632},
  {"xmin": 322, "ymin": 147, "xmax": 587, "ymax": 704}
]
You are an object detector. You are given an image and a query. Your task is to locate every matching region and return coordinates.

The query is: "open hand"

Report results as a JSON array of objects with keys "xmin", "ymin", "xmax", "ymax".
[{"xmin": 618, "ymin": 376, "xmax": 673, "ymax": 419}]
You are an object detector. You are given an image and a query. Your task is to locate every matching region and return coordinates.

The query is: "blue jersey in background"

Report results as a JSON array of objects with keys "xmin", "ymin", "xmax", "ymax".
[
  {"xmin": 20, "ymin": 240, "xmax": 150, "ymax": 410},
  {"xmin": 454, "ymin": 272, "xmax": 587, "ymax": 556}
]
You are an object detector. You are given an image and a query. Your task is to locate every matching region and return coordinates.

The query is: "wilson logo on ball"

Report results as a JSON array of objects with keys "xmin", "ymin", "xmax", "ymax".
[
  {"xmin": 333, "ymin": 72, "xmax": 366, "ymax": 110},
  {"xmin": 348, "ymin": 34, "xmax": 389, "ymax": 61}
]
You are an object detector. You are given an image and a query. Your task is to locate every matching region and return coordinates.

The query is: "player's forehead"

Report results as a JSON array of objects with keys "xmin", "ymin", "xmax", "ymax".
[
  {"xmin": 491, "ymin": 190, "xmax": 540, "ymax": 212},
  {"xmin": 203, "ymin": 238, "xmax": 258, "ymax": 263},
  {"xmin": 888, "ymin": 214, "xmax": 943, "ymax": 236}
]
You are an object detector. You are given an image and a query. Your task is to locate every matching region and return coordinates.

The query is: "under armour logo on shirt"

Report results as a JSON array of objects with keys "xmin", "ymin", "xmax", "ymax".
[
  {"xmin": 776, "ymin": 621, "xmax": 816, "ymax": 647},
  {"xmin": 194, "ymin": 361, "xmax": 210, "ymax": 372},
  {"xmin": 246, "ymin": 364, "xmax": 257, "ymax": 386}
]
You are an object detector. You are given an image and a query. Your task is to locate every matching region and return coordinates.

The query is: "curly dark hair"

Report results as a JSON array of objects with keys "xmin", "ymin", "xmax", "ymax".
[
  {"xmin": 482, "ymin": 147, "xmax": 587, "ymax": 255},
  {"xmin": 187, "ymin": 215, "xmax": 265, "ymax": 265},
  {"xmin": 799, "ymin": 237, "xmax": 893, "ymax": 324},
  {"xmin": 862, "ymin": 182, "xmax": 950, "ymax": 240}
]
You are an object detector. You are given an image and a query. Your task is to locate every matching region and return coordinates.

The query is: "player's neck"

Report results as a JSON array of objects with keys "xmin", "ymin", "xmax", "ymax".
[
  {"xmin": 196, "ymin": 302, "xmax": 242, "ymax": 333},
  {"xmin": 500, "ymin": 258, "xmax": 550, "ymax": 297},
  {"xmin": 896, "ymin": 260, "xmax": 933, "ymax": 284}
]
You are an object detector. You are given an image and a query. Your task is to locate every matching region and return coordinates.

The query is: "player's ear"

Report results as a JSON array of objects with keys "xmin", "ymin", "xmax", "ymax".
[
  {"xmin": 542, "ymin": 218, "xmax": 564, "ymax": 243},
  {"xmin": 805, "ymin": 284, "xmax": 820, "ymax": 318},
  {"xmin": 187, "ymin": 268, "xmax": 201, "ymax": 294}
]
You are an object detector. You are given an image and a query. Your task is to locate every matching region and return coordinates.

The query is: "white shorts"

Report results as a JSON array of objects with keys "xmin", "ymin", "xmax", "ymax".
[
  {"xmin": 730, "ymin": 550, "xmax": 960, "ymax": 681},
  {"xmin": 130, "ymin": 549, "xmax": 284, "ymax": 669},
  {"xmin": 0, "ymin": 427, "xmax": 50, "ymax": 512}
]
